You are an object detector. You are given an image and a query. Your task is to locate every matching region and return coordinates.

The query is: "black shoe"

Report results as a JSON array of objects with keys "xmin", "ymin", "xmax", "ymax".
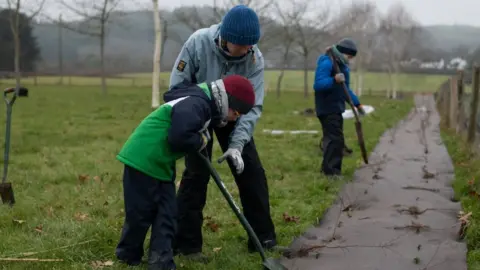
[{"xmin": 248, "ymin": 239, "xmax": 278, "ymax": 253}]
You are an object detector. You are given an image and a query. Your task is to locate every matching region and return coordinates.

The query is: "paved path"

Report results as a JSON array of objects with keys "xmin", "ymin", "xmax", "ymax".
[{"xmin": 280, "ymin": 94, "xmax": 467, "ymax": 270}]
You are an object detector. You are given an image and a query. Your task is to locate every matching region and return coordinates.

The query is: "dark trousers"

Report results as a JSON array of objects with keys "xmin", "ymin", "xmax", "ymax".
[
  {"xmin": 116, "ymin": 165, "xmax": 177, "ymax": 270},
  {"xmin": 174, "ymin": 121, "xmax": 276, "ymax": 254},
  {"xmin": 318, "ymin": 113, "xmax": 344, "ymax": 175}
]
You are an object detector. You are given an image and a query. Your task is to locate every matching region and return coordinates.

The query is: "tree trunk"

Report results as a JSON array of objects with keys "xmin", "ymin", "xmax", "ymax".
[
  {"xmin": 392, "ymin": 62, "xmax": 399, "ymax": 99},
  {"xmin": 10, "ymin": 0, "xmax": 22, "ymax": 89},
  {"xmin": 13, "ymin": 32, "xmax": 20, "ymax": 89},
  {"xmin": 386, "ymin": 66, "xmax": 393, "ymax": 98},
  {"xmin": 151, "ymin": 0, "xmax": 161, "ymax": 109},
  {"xmin": 100, "ymin": 21, "xmax": 107, "ymax": 95},
  {"xmin": 275, "ymin": 43, "xmax": 292, "ymax": 98},
  {"xmin": 357, "ymin": 72, "xmax": 363, "ymax": 96},
  {"xmin": 58, "ymin": 14, "xmax": 64, "ymax": 85},
  {"xmin": 303, "ymin": 54, "xmax": 309, "ymax": 99},
  {"xmin": 275, "ymin": 69, "xmax": 285, "ymax": 98},
  {"xmin": 160, "ymin": 19, "xmax": 168, "ymax": 63}
]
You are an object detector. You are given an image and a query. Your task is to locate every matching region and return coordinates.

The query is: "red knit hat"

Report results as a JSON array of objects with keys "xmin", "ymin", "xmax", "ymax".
[{"xmin": 222, "ymin": 75, "xmax": 255, "ymax": 114}]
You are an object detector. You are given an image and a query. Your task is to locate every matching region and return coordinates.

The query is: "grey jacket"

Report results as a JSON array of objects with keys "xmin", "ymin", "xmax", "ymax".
[{"xmin": 169, "ymin": 24, "xmax": 265, "ymax": 153}]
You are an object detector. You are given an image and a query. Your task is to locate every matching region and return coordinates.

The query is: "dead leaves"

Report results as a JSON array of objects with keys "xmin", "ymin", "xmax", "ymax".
[
  {"xmin": 12, "ymin": 219, "xmax": 26, "ymax": 225},
  {"xmin": 91, "ymin": 260, "xmax": 114, "ymax": 269},
  {"xmin": 74, "ymin": 212, "xmax": 89, "ymax": 221},
  {"xmin": 12, "ymin": 219, "xmax": 45, "ymax": 234},
  {"xmin": 458, "ymin": 211, "xmax": 472, "ymax": 240},
  {"xmin": 467, "ymin": 177, "xmax": 480, "ymax": 198},
  {"xmin": 34, "ymin": 224, "xmax": 43, "ymax": 234},
  {"xmin": 78, "ymin": 174, "xmax": 103, "ymax": 185},
  {"xmin": 283, "ymin": 212, "xmax": 300, "ymax": 223},
  {"xmin": 204, "ymin": 216, "xmax": 220, "ymax": 232}
]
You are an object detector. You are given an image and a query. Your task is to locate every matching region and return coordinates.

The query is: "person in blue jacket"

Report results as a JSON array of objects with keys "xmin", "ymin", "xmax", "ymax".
[
  {"xmin": 313, "ymin": 38, "xmax": 366, "ymax": 177},
  {"xmin": 167, "ymin": 5, "xmax": 278, "ymax": 262}
]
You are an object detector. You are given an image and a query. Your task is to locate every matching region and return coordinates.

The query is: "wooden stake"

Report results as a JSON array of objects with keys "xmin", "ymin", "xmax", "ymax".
[{"xmin": 468, "ymin": 66, "xmax": 480, "ymax": 144}]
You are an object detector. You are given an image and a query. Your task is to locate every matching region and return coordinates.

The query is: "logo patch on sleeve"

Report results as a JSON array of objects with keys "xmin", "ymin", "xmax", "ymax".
[{"xmin": 176, "ymin": 60, "xmax": 187, "ymax": 72}]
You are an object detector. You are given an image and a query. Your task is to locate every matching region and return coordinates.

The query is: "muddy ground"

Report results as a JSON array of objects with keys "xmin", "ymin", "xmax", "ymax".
[{"xmin": 280, "ymin": 94, "xmax": 467, "ymax": 270}]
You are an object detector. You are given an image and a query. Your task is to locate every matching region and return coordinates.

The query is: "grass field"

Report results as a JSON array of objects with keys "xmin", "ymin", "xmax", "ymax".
[
  {"xmin": 442, "ymin": 129, "xmax": 480, "ymax": 270},
  {"xmin": 0, "ymin": 84, "xmax": 414, "ymax": 269},
  {"xmin": 0, "ymin": 70, "xmax": 449, "ymax": 93}
]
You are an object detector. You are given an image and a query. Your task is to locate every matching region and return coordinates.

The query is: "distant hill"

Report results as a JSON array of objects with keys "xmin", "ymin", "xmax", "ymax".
[
  {"xmin": 423, "ymin": 25, "xmax": 480, "ymax": 52},
  {"xmin": 30, "ymin": 8, "xmax": 480, "ymax": 73}
]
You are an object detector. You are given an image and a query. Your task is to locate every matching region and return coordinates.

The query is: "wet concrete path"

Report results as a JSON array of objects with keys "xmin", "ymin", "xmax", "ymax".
[{"xmin": 280, "ymin": 94, "xmax": 467, "ymax": 270}]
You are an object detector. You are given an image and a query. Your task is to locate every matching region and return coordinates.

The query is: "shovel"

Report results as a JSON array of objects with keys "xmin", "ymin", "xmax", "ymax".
[
  {"xmin": 327, "ymin": 50, "xmax": 369, "ymax": 164},
  {"xmin": 0, "ymin": 86, "xmax": 28, "ymax": 206},
  {"xmin": 197, "ymin": 151, "xmax": 287, "ymax": 270}
]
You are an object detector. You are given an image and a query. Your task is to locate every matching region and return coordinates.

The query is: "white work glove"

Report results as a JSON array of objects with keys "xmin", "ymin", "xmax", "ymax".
[
  {"xmin": 198, "ymin": 129, "xmax": 211, "ymax": 152},
  {"xmin": 218, "ymin": 148, "xmax": 244, "ymax": 174}
]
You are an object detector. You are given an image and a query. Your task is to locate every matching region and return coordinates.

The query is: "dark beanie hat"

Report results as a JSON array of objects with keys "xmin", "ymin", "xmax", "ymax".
[
  {"xmin": 336, "ymin": 38, "xmax": 358, "ymax": 57},
  {"xmin": 222, "ymin": 75, "xmax": 255, "ymax": 114},
  {"xmin": 220, "ymin": 5, "xmax": 261, "ymax": 46}
]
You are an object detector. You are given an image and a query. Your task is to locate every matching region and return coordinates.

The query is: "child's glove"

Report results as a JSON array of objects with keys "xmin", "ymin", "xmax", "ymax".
[
  {"xmin": 198, "ymin": 130, "xmax": 211, "ymax": 151},
  {"xmin": 218, "ymin": 148, "xmax": 244, "ymax": 174}
]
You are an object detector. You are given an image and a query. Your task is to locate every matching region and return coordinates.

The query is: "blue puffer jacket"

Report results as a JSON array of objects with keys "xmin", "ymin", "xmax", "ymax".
[{"xmin": 313, "ymin": 54, "xmax": 360, "ymax": 116}]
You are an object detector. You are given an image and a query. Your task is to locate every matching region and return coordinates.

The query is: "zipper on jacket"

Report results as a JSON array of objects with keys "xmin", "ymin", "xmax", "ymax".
[{"xmin": 220, "ymin": 62, "xmax": 229, "ymax": 78}]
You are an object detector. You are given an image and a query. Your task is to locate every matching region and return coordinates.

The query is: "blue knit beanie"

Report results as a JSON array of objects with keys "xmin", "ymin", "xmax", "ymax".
[{"xmin": 220, "ymin": 5, "xmax": 260, "ymax": 46}]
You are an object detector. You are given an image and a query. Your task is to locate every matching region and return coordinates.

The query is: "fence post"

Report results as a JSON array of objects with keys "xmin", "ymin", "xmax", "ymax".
[
  {"xmin": 457, "ymin": 71, "xmax": 464, "ymax": 134},
  {"xmin": 449, "ymin": 76, "xmax": 458, "ymax": 128},
  {"xmin": 443, "ymin": 78, "xmax": 451, "ymax": 128},
  {"xmin": 467, "ymin": 66, "xmax": 480, "ymax": 144}
]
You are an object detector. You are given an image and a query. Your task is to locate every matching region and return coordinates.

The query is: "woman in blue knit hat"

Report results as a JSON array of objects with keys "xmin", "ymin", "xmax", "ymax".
[{"xmin": 167, "ymin": 4, "xmax": 278, "ymax": 263}]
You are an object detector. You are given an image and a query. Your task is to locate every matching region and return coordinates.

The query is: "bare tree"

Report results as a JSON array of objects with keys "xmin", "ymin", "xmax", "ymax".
[
  {"xmin": 57, "ymin": 0, "xmax": 124, "ymax": 95},
  {"xmin": 151, "ymin": 0, "xmax": 161, "ymax": 108},
  {"xmin": 174, "ymin": 0, "xmax": 273, "ymax": 31},
  {"xmin": 334, "ymin": 1, "xmax": 378, "ymax": 96},
  {"xmin": 291, "ymin": 0, "xmax": 332, "ymax": 98},
  {"xmin": 377, "ymin": 3, "xmax": 419, "ymax": 99},
  {"xmin": 5, "ymin": 0, "xmax": 46, "ymax": 88},
  {"xmin": 272, "ymin": 0, "xmax": 305, "ymax": 98}
]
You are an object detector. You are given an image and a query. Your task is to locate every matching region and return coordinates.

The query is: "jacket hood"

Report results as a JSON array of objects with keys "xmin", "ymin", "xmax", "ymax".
[
  {"xmin": 163, "ymin": 80, "xmax": 211, "ymax": 103},
  {"xmin": 163, "ymin": 79, "xmax": 229, "ymax": 126}
]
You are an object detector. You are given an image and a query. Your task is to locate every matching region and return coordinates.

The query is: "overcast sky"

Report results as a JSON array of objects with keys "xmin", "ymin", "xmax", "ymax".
[{"xmin": 10, "ymin": 0, "xmax": 480, "ymax": 27}]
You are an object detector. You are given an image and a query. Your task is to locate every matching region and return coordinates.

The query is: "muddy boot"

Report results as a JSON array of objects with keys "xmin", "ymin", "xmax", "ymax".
[{"xmin": 180, "ymin": 253, "xmax": 210, "ymax": 264}]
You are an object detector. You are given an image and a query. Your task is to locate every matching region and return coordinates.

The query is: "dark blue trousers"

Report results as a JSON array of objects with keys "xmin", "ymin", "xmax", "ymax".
[{"xmin": 116, "ymin": 165, "xmax": 177, "ymax": 270}]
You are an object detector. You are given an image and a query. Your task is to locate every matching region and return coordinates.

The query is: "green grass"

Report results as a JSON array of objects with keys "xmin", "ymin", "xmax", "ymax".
[
  {"xmin": 0, "ymin": 70, "xmax": 449, "ymax": 93},
  {"xmin": 441, "ymin": 129, "xmax": 480, "ymax": 270},
  {"xmin": 0, "ymin": 85, "xmax": 413, "ymax": 269}
]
